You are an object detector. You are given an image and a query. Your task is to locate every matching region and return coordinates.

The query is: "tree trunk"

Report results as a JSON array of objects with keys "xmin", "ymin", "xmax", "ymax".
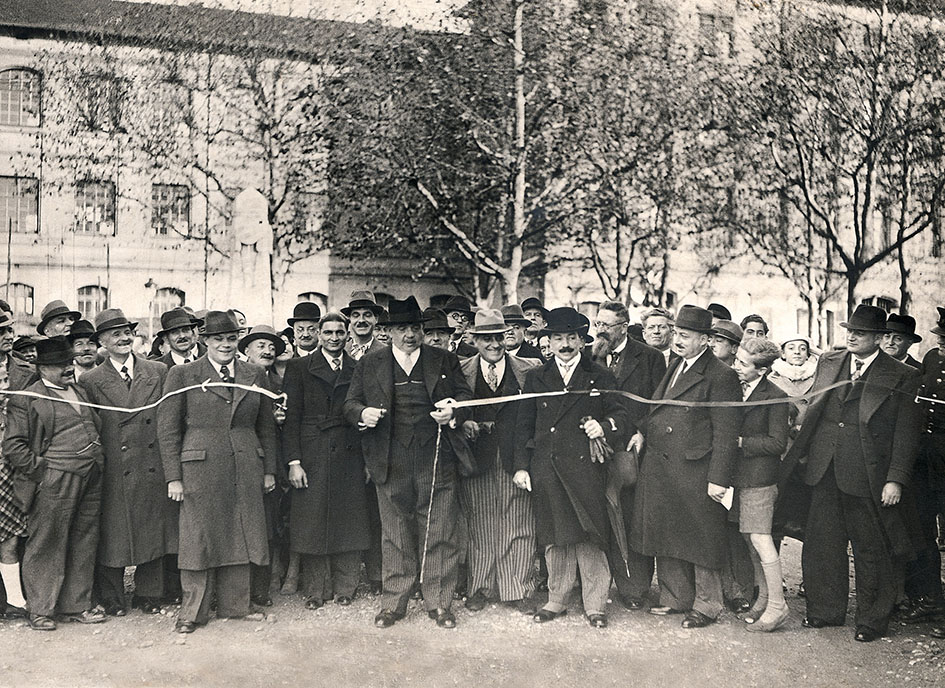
[
  {"xmin": 508, "ymin": 0, "xmax": 526, "ymax": 308},
  {"xmin": 897, "ymin": 246, "xmax": 911, "ymax": 314}
]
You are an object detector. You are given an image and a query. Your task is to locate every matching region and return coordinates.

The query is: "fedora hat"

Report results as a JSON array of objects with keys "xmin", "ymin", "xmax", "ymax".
[
  {"xmin": 341, "ymin": 290, "xmax": 384, "ymax": 317},
  {"xmin": 541, "ymin": 307, "xmax": 590, "ymax": 337},
  {"xmin": 239, "ymin": 325, "xmax": 287, "ymax": 356},
  {"xmin": 202, "ymin": 311, "xmax": 241, "ymax": 336},
  {"xmin": 157, "ymin": 307, "xmax": 203, "ymax": 337},
  {"xmin": 35, "ymin": 336, "xmax": 75, "ymax": 366},
  {"xmin": 0, "ymin": 311, "xmax": 13, "ymax": 329},
  {"xmin": 706, "ymin": 303, "xmax": 732, "ymax": 321},
  {"xmin": 885, "ymin": 313, "xmax": 921, "ymax": 343},
  {"xmin": 674, "ymin": 305, "xmax": 714, "ymax": 334},
  {"xmin": 37, "ymin": 300, "xmax": 81, "ymax": 335},
  {"xmin": 501, "ymin": 304, "xmax": 531, "ymax": 327},
  {"xmin": 67, "ymin": 319, "xmax": 97, "ymax": 344},
  {"xmin": 388, "ymin": 296, "xmax": 424, "ymax": 325},
  {"xmin": 520, "ymin": 297, "xmax": 550, "ymax": 320},
  {"xmin": 711, "ymin": 319, "xmax": 743, "ymax": 345},
  {"xmin": 932, "ymin": 307, "xmax": 945, "ymax": 337},
  {"xmin": 469, "ymin": 308, "xmax": 512, "ymax": 335},
  {"xmin": 421, "ymin": 307, "xmax": 455, "ymax": 333},
  {"xmin": 287, "ymin": 301, "xmax": 322, "ymax": 326},
  {"xmin": 94, "ymin": 308, "xmax": 137, "ymax": 336},
  {"xmin": 442, "ymin": 295, "xmax": 474, "ymax": 317},
  {"xmin": 840, "ymin": 305, "xmax": 889, "ymax": 333}
]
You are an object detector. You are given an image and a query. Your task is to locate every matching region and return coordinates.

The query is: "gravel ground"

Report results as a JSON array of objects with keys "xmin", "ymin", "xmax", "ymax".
[{"xmin": 1, "ymin": 539, "xmax": 943, "ymax": 688}]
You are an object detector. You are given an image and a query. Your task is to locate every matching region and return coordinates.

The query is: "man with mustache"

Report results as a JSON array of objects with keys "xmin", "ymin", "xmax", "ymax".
[
  {"xmin": 69, "ymin": 320, "xmax": 99, "ymax": 379},
  {"xmin": 590, "ymin": 301, "xmax": 665, "ymax": 611},
  {"xmin": 79, "ymin": 309, "xmax": 174, "ymax": 617},
  {"xmin": 288, "ymin": 302, "xmax": 322, "ymax": 356},
  {"xmin": 342, "ymin": 291, "xmax": 387, "ymax": 361},
  {"xmin": 3, "ymin": 336, "xmax": 107, "ymax": 630},
  {"xmin": 153, "ymin": 308, "xmax": 205, "ymax": 368}
]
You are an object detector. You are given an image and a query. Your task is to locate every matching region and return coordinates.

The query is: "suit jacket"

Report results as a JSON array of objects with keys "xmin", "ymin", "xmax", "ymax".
[
  {"xmin": 593, "ymin": 337, "xmax": 666, "ymax": 432},
  {"xmin": 154, "ymin": 342, "xmax": 207, "ymax": 368},
  {"xmin": 735, "ymin": 376, "xmax": 789, "ymax": 488},
  {"xmin": 631, "ymin": 348, "xmax": 742, "ymax": 569},
  {"xmin": 342, "ymin": 344, "xmax": 474, "ymax": 485},
  {"xmin": 460, "ymin": 353, "xmax": 540, "ymax": 476},
  {"xmin": 79, "ymin": 356, "xmax": 177, "ymax": 566},
  {"xmin": 157, "ymin": 357, "xmax": 278, "ymax": 569}
]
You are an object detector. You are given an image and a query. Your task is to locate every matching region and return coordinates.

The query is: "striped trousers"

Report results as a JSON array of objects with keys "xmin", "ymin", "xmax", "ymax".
[{"xmin": 458, "ymin": 454, "xmax": 536, "ymax": 602}]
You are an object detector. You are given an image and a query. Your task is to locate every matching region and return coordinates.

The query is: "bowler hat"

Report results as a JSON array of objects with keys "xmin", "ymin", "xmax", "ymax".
[
  {"xmin": 421, "ymin": 307, "xmax": 455, "ymax": 333},
  {"xmin": 36, "ymin": 300, "xmax": 81, "ymax": 335},
  {"xmin": 469, "ymin": 308, "xmax": 511, "ymax": 335},
  {"xmin": 711, "ymin": 319, "xmax": 743, "ymax": 345},
  {"xmin": 840, "ymin": 305, "xmax": 889, "ymax": 333},
  {"xmin": 94, "ymin": 308, "xmax": 137, "ymax": 336},
  {"xmin": 442, "ymin": 295, "xmax": 474, "ymax": 317},
  {"xmin": 521, "ymin": 297, "xmax": 550, "ymax": 320},
  {"xmin": 674, "ymin": 305, "xmax": 714, "ymax": 334},
  {"xmin": 501, "ymin": 304, "xmax": 531, "ymax": 327},
  {"xmin": 12, "ymin": 336, "xmax": 35, "ymax": 353},
  {"xmin": 388, "ymin": 296, "xmax": 424, "ymax": 325},
  {"xmin": 35, "ymin": 336, "xmax": 74, "ymax": 366},
  {"xmin": 541, "ymin": 307, "xmax": 590, "ymax": 337},
  {"xmin": 932, "ymin": 307, "xmax": 945, "ymax": 337},
  {"xmin": 239, "ymin": 325, "xmax": 287, "ymax": 356},
  {"xmin": 67, "ymin": 319, "xmax": 97, "ymax": 344},
  {"xmin": 341, "ymin": 290, "xmax": 384, "ymax": 317},
  {"xmin": 885, "ymin": 313, "xmax": 922, "ymax": 343},
  {"xmin": 201, "ymin": 311, "xmax": 241, "ymax": 336},
  {"xmin": 287, "ymin": 302, "xmax": 322, "ymax": 326},
  {"xmin": 706, "ymin": 303, "xmax": 732, "ymax": 321},
  {"xmin": 157, "ymin": 307, "xmax": 203, "ymax": 337}
]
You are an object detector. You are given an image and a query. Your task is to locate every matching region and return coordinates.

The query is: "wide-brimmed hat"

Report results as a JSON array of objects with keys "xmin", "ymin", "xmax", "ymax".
[
  {"xmin": 287, "ymin": 301, "xmax": 322, "ymax": 326},
  {"xmin": 35, "ymin": 336, "xmax": 74, "ymax": 366},
  {"xmin": 840, "ymin": 305, "xmax": 889, "ymax": 333},
  {"xmin": 501, "ymin": 304, "xmax": 531, "ymax": 327},
  {"xmin": 239, "ymin": 325, "xmax": 287, "ymax": 356},
  {"xmin": 706, "ymin": 303, "xmax": 731, "ymax": 321},
  {"xmin": 541, "ymin": 307, "xmax": 589, "ymax": 336},
  {"xmin": 67, "ymin": 319, "xmax": 97, "ymax": 344},
  {"xmin": 674, "ymin": 305, "xmax": 714, "ymax": 334},
  {"xmin": 202, "ymin": 311, "xmax": 242, "ymax": 336},
  {"xmin": 520, "ymin": 297, "xmax": 550, "ymax": 320},
  {"xmin": 94, "ymin": 308, "xmax": 137, "ymax": 336},
  {"xmin": 36, "ymin": 300, "xmax": 81, "ymax": 335},
  {"xmin": 885, "ymin": 313, "xmax": 921, "ymax": 343},
  {"xmin": 469, "ymin": 308, "xmax": 512, "ymax": 335},
  {"xmin": 711, "ymin": 319, "xmax": 743, "ymax": 345},
  {"xmin": 157, "ymin": 307, "xmax": 203, "ymax": 337},
  {"xmin": 442, "ymin": 295, "xmax": 474, "ymax": 317},
  {"xmin": 421, "ymin": 307, "xmax": 455, "ymax": 333},
  {"xmin": 341, "ymin": 290, "xmax": 384, "ymax": 317},
  {"xmin": 932, "ymin": 307, "xmax": 945, "ymax": 337},
  {"xmin": 388, "ymin": 296, "xmax": 424, "ymax": 325},
  {"xmin": 12, "ymin": 335, "xmax": 35, "ymax": 353}
]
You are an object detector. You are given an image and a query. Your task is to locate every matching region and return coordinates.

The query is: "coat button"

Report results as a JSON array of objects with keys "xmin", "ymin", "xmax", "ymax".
[
  {"xmin": 145, "ymin": 418, "xmax": 151, "ymax": 424},
  {"xmin": 550, "ymin": 427, "xmax": 555, "ymax": 433},
  {"xmin": 226, "ymin": 400, "xmax": 232, "ymax": 404},
  {"xmin": 123, "ymin": 470, "xmax": 130, "ymax": 476},
  {"xmin": 121, "ymin": 445, "xmax": 128, "ymax": 452},
  {"xmin": 149, "ymin": 467, "xmax": 156, "ymax": 473},
  {"xmin": 148, "ymin": 443, "xmax": 154, "ymax": 449},
  {"xmin": 838, "ymin": 422, "xmax": 844, "ymax": 428},
  {"xmin": 666, "ymin": 426, "xmax": 672, "ymax": 433}
]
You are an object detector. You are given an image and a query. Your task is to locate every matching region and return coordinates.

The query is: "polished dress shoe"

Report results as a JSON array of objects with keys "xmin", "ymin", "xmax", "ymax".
[
  {"xmin": 681, "ymin": 610, "xmax": 715, "ymax": 628},
  {"xmin": 251, "ymin": 595, "xmax": 273, "ymax": 608},
  {"xmin": 428, "ymin": 608, "xmax": 456, "ymax": 628},
  {"xmin": 374, "ymin": 610, "xmax": 404, "ymax": 628},
  {"xmin": 62, "ymin": 609, "xmax": 107, "ymax": 624},
  {"xmin": 464, "ymin": 589, "xmax": 489, "ymax": 612},
  {"xmin": 533, "ymin": 608, "xmax": 567, "ymax": 623},
  {"xmin": 619, "ymin": 596, "xmax": 645, "ymax": 611},
  {"xmin": 175, "ymin": 620, "xmax": 198, "ymax": 634},
  {"xmin": 103, "ymin": 604, "xmax": 127, "ymax": 617},
  {"xmin": 28, "ymin": 614, "xmax": 57, "ymax": 631},
  {"xmin": 854, "ymin": 626, "xmax": 882, "ymax": 643},
  {"xmin": 304, "ymin": 597, "xmax": 323, "ymax": 610},
  {"xmin": 335, "ymin": 596, "xmax": 353, "ymax": 606},
  {"xmin": 802, "ymin": 616, "xmax": 843, "ymax": 629},
  {"xmin": 726, "ymin": 598, "xmax": 751, "ymax": 614},
  {"xmin": 586, "ymin": 613, "xmax": 608, "ymax": 628},
  {"xmin": 136, "ymin": 598, "xmax": 163, "ymax": 615},
  {"xmin": 648, "ymin": 606, "xmax": 683, "ymax": 616}
]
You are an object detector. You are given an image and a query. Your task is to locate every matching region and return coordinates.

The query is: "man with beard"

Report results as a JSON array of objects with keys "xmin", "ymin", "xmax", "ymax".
[
  {"xmin": 4, "ymin": 337, "xmax": 107, "ymax": 630},
  {"xmin": 443, "ymin": 296, "xmax": 477, "ymax": 357},
  {"xmin": 641, "ymin": 307, "xmax": 675, "ymax": 366},
  {"xmin": 154, "ymin": 308, "xmax": 205, "ymax": 368},
  {"xmin": 521, "ymin": 297, "xmax": 549, "ymax": 348},
  {"xmin": 709, "ymin": 320, "xmax": 743, "ymax": 367},
  {"xmin": 36, "ymin": 300, "xmax": 81, "ymax": 337},
  {"xmin": 79, "ymin": 309, "xmax": 174, "ymax": 617},
  {"xmin": 342, "ymin": 291, "xmax": 387, "ymax": 361},
  {"xmin": 422, "ymin": 308, "xmax": 455, "ymax": 351},
  {"xmin": 500, "ymin": 305, "xmax": 544, "ymax": 360},
  {"xmin": 590, "ymin": 301, "xmax": 665, "ymax": 610},
  {"xmin": 69, "ymin": 320, "xmax": 99, "ymax": 379},
  {"xmin": 288, "ymin": 302, "xmax": 322, "ymax": 355},
  {"xmin": 882, "ymin": 313, "xmax": 922, "ymax": 369}
]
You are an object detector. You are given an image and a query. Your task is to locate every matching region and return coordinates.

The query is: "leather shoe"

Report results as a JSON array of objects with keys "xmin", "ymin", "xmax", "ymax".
[
  {"xmin": 1, "ymin": 604, "xmax": 27, "ymax": 620},
  {"xmin": 335, "ymin": 596, "xmax": 352, "ymax": 606},
  {"xmin": 533, "ymin": 608, "xmax": 567, "ymax": 623},
  {"xmin": 136, "ymin": 598, "xmax": 162, "ymax": 615},
  {"xmin": 726, "ymin": 597, "xmax": 751, "ymax": 614},
  {"xmin": 802, "ymin": 616, "xmax": 843, "ymax": 629},
  {"xmin": 745, "ymin": 604, "xmax": 790, "ymax": 633},
  {"xmin": 103, "ymin": 604, "xmax": 127, "ymax": 617},
  {"xmin": 681, "ymin": 610, "xmax": 715, "ymax": 629},
  {"xmin": 428, "ymin": 608, "xmax": 456, "ymax": 628},
  {"xmin": 251, "ymin": 595, "xmax": 273, "ymax": 608},
  {"xmin": 28, "ymin": 614, "xmax": 56, "ymax": 631},
  {"xmin": 648, "ymin": 606, "xmax": 683, "ymax": 616},
  {"xmin": 374, "ymin": 610, "xmax": 404, "ymax": 628},
  {"xmin": 854, "ymin": 626, "xmax": 882, "ymax": 642},
  {"xmin": 619, "ymin": 596, "xmax": 645, "ymax": 611},
  {"xmin": 304, "ymin": 597, "xmax": 323, "ymax": 610},
  {"xmin": 62, "ymin": 609, "xmax": 107, "ymax": 624},
  {"xmin": 586, "ymin": 613, "xmax": 608, "ymax": 628},
  {"xmin": 464, "ymin": 589, "xmax": 489, "ymax": 612},
  {"xmin": 175, "ymin": 620, "xmax": 198, "ymax": 634},
  {"xmin": 900, "ymin": 598, "xmax": 944, "ymax": 623}
]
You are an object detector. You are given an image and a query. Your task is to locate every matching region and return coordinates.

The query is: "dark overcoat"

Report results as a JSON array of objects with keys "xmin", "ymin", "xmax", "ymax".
[
  {"xmin": 515, "ymin": 354, "xmax": 628, "ymax": 548},
  {"xmin": 631, "ymin": 349, "xmax": 741, "ymax": 569},
  {"xmin": 282, "ymin": 351, "xmax": 369, "ymax": 555},
  {"xmin": 593, "ymin": 337, "xmax": 666, "ymax": 431},
  {"xmin": 79, "ymin": 356, "xmax": 178, "ymax": 567},
  {"xmin": 157, "ymin": 357, "xmax": 278, "ymax": 570}
]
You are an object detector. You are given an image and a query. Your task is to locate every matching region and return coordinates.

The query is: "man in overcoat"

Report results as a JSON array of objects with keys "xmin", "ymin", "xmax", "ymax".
[
  {"xmin": 79, "ymin": 309, "xmax": 174, "ymax": 616},
  {"xmin": 782, "ymin": 304, "xmax": 921, "ymax": 642},
  {"xmin": 158, "ymin": 311, "xmax": 279, "ymax": 633},
  {"xmin": 516, "ymin": 307, "xmax": 628, "ymax": 628},
  {"xmin": 458, "ymin": 309, "xmax": 540, "ymax": 614},
  {"xmin": 631, "ymin": 305, "xmax": 742, "ymax": 629},
  {"xmin": 288, "ymin": 302, "xmax": 322, "ymax": 355},
  {"xmin": 284, "ymin": 313, "xmax": 370, "ymax": 609},
  {"xmin": 153, "ymin": 308, "xmax": 205, "ymax": 368},
  {"xmin": 343, "ymin": 295, "xmax": 473, "ymax": 629},
  {"xmin": 500, "ymin": 305, "xmax": 544, "ymax": 361}
]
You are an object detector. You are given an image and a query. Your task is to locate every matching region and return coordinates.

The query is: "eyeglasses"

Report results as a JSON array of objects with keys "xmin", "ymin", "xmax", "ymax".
[
  {"xmin": 593, "ymin": 321, "xmax": 627, "ymax": 330},
  {"xmin": 447, "ymin": 312, "xmax": 470, "ymax": 323}
]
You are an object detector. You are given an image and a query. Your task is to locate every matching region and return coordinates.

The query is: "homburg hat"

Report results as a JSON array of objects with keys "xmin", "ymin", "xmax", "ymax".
[
  {"xmin": 501, "ymin": 304, "xmax": 531, "ymax": 327},
  {"xmin": 287, "ymin": 301, "xmax": 322, "ymax": 326},
  {"xmin": 469, "ymin": 308, "xmax": 511, "ymax": 335},
  {"xmin": 711, "ymin": 319, "xmax": 743, "ymax": 345},
  {"xmin": 421, "ymin": 307, "xmax": 455, "ymax": 333},
  {"xmin": 36, "ymin": 300, "xmax": 81, "ymax": 335},
  {"xmin": 341, "ymin": 290, "xmax": 384, "ymax": 317},
  {"xmin": 932, "ymin": 307, "xmax": 945, "ymax": 337},
  {"xmin": 674, "ymin": 305, "xmax": 714, "ymax": 334},
  {"xmin": 442, "ymin": 295, "xmax": 474, "ymax": 318},
  {"xmin": 387, "ymin": 296, "xmax": 424, "ymax": 325},
  {"xmin": 520, "ymin": 297, "xmax": 550, "ymax": 320},
  {"xmin": 201, "ymin": 311, "xmax": 242, "ymax": 336},
  {"xmin": 239, "ymin": 325, "xmax": 286, "ymax": 356},
  {"xmin": 34, "ymin": 336, "xmax": 75, "ymax": 366},
  {"xmin": 840, "ymin": 305, "xmax": 889, "ymax": 333},
  {"xmin": 885, "ymin": 313, "xmax": 921, "ymax": 343},
  {"xmin": 157, "ymin": 307, "xmax": 203, "ymax": 337},
  {"xmin": 94, "ymin": 308, "xmax": 137, "ymax": 336},
  {"xmin": 67, "ymin": 319, "xmax": 97, "ymax": 344}
]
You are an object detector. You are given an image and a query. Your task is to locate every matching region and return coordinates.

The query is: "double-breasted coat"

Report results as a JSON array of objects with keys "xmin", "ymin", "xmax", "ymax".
[
  {"xmin": 157, "ymin": 357, "xmax": 279, "ymax": 570},
  {"xmin": 282, "ymin": 351, "xmax": 369, "ymax": 555},
  {"xmin": 79, "ymin": 356, "xmax": 177, "ymax": 567},
  {"xmin": 631, "ymin": 348, "xmax": 742, "ymax": 569},
  {"xmin": 515, "ymin": 354, "xmax": 628, "ymax": 548}
]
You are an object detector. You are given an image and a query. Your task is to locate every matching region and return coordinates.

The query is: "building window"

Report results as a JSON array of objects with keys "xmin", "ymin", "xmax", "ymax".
[
  {"xmin": 0, "ymin": 69, "xmax": 41, "ymax": 127},
  {"xmin": 698, "ymin": 13, "xmax": 735, "ymax": 59},
  {"xmin": 77, "ymin": 285, "xmax": 108, "ymax": 320},
  {"xmin": 861, "ymin": 296, "xmax": 896, "ymax": 312},
  {"xmin": 75, "ymin": 181, "xmax": 115, "ymax": 235},
  {"xmin": 825, "ymin": 309, "xmax": 835, "ymax": 347},
  {"xmin": 78, "ymin": 75, "xmax": 124, "ymax": 132},
  {"xmin": 2, "ymin": 283, "xmax": 34, "ymax": 316},
  {"xmin": 578, "ymin": 301, "xmax": 600, "ymax": 321},
  {"xmin": 0, "ymin": 176, "xmax": 39, "ymax": 233},
  {"xmin": 152, "ymin": 184, "xmax": 190, "ymax": 236},
  {"xmin": 154, "ymin": 287, "xmax": 184, "ymax": 313}
]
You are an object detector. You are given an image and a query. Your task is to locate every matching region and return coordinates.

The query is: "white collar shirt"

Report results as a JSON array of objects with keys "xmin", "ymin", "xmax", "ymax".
[
  {"xmin": 392, "ymin": 346, "xmax": 421, "ymax": 375},
  {"xmin": 555, "ymin": 354, "xmax": 581, "ymax": 387}
]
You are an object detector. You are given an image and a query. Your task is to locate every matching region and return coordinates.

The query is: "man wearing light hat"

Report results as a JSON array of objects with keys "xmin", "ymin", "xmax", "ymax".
[
  {"xmin": 500, "ymin": 305, "xmax": 544, "ymax": 361},
  {"xmin": 342, "ymin": 291, "xmax": 387, "ymax": 361},
  {"xmin": 288, "ymin": 302, "xmax": 322, "ymax": 355},
  {"xmin": 782, "ymin": 304, "xmax": 921, "ymax": 642},
  {"xmin": 882, "ymin": 313, "xmax": 922, "ymax": 369},
  {"xmin": 36, "ymin": 300, "xmax": 81, "ymax": 337},
  {"xmin": 79, "ymin": 309, "xmax": 174, "ymax": 617},
  {"xmin": 154, "ymin": 308, "xmax": 205, "ymax": 368},
  {"xmin": 3, "ymin": 336, "xmax": 107, "ymax": 630},
  {"xmin": 458, "ymin": 309, "xmax": 540, "ymax": 615}
]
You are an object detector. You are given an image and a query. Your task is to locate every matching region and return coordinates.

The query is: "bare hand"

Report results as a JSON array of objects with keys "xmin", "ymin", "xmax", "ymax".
[
  {"xmin": 512, "ymin": 470, "xmax": 532, "ymax": 492},
  {"xmin": 881, "ymin": 481, "xmax": 902, "ymax": 507},
  {"xmin": 463, "ymin": 420, "xmax": 480, "ymax": 440},
  {"xmin": 288, "ymin": 464, "xmax": 308, "ymax": 489},
  {"xmin": 707, "ymin": 482, "xmax": 727, "ymax": 503},
  {"xmin": 582, "ymin": 418, "xmax": 604, "ymax": 439},
  {"xmin": 263, "ymin": 474, "xmax": 276, "ymax": 493},
  {"xmin": 430, "ymin": 407, "xmax": 454, "ymax": 425},
  {"xmin": 627, "ymin": 431, "xmax": 644, "ymax": 453},
  {"xmin": 360, "ymin": 407, "xmax": 386, "ymax": 429},
  {"xmin": 168, "ymin": 480, "xmax": 183, "ymax": 502}
]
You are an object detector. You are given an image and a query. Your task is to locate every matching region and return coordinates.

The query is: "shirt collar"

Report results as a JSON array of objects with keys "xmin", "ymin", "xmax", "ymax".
[
  {"xmin": 554, "ymin": 353, "xmax": 581, "ymax": 370},
  {"xmin": 208, "ymin": 357, "xmax": 235, "ymax": 377},
  {"xmin": 611, "ymin": 337, "xmax": 628, "ymax": 355},
  {"xmin": 684, "ymin": 346, "xmax": 709, "ymax": 366},
  {"xmin": 391, "ymin": 345, "xmax": 420, "ymax": 372},
  {"xmin": 742, "ymin": 375, "xmax": 763, "ymax": 399},
  {"xmin": 109, "ymin": 353, "xmax": 133, "ymax": 377},
  {"xmin": 41, "ymin": 377, "xmax": 69, "ymax": 390},
  {"xmin": 852, "ymin": 348, "xmax": 880, "ymax": 374},
  {"xmin": 171, "ymin": 348, "xmax": 198, "ymax": 365},
  {"xmin": 322, "ymin": 349, "xmax": 343, "ymax": 368},
  {"xmin": 480, "ymin": 355, "xmax": 506, "ymax": 380}
]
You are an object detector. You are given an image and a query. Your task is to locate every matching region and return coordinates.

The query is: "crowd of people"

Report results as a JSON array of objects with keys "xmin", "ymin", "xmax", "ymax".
[{"xmin": 0, "ymin": 289, "xmax": 942, "ymax": 644}]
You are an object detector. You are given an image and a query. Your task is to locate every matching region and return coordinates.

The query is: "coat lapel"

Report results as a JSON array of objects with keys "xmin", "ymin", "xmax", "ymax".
[
  {"xmin": 374, "ymin": 347, "xmax": 394, "ymax": 410},
  {"xmin": 201, "ymin": 358, "xmax": 232, "ymax": 403},
  {"xmin": 859, "ymin": 352, "xmax": 898, "ymax": 425},
  {"xmin": 128, "ymin": 356, "xmax": 159, "ymax": 409},
  {"xmin": 552, "ymin": 354, "xmax": 593, "ymax": 424},
  {"xmin": 307, "ymin": 350, "xmax": 339, "ymax": 387},
  {"xmin": 231, "ymin": 360, "xmax": 253, "ymax": 417},
  {"xmin": 616, "ymin": 344, "xmax": 641, "ymax": 386},
  {"xmin": 461, "ymin": 355, "xmax": 478, "ymax": 392},
  {"xmin": 97, "ymin": 359, "xmax": 132, "ymax": 408},
  {"xmin": 420, "ymin": 346, "xmax": 441, "ymax": 401},
  {"xmin": 662, "ymin": 350, "xmax": 708, "ymax": 401}
]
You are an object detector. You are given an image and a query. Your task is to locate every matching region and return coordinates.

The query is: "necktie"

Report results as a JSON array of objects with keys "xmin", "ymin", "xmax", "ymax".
[
  {"xmin": 485, "ymin": 362, "xmax": 498, "ymax": 391},
  {"xmin": 351, "ymin": 345, "xmax": 365, "ymax": 361},
  {"xmin": 741, "ymin": 380, "xmax": 750, "ymax": 398},
  {"xmin": 330, "ymin": 357, "xmax": 341, "ymax": 372},
  {"xmin": 183, "ymin": 358, "xmax": 191, "ymax": 364},
  {"xmin": 220, "ymin": 365, "xmax": 231, "ymax": 383},
  {"xmin": 609, "ymin": 350, "xmax": 621, "ymax": 372},
  {"xmin": 852, "ymin": 358, "xmax": 864, "ymax": 381},
  {"xmin": 120, "ymin": 365, "xmax": 132, "ymax": 388}
]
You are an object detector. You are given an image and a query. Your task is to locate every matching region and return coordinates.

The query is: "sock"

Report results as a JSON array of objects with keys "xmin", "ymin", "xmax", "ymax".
[
  {"xmin": 0, "ymin": 562, "xmax": 26, "ymax": 608},
  {"xmin": 760, "ymin": 557, "xmax": 786, "ymax": 610},
  {"xmin": 747, "ymin": 546, "xmax": 767, "ymax": 613}
]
